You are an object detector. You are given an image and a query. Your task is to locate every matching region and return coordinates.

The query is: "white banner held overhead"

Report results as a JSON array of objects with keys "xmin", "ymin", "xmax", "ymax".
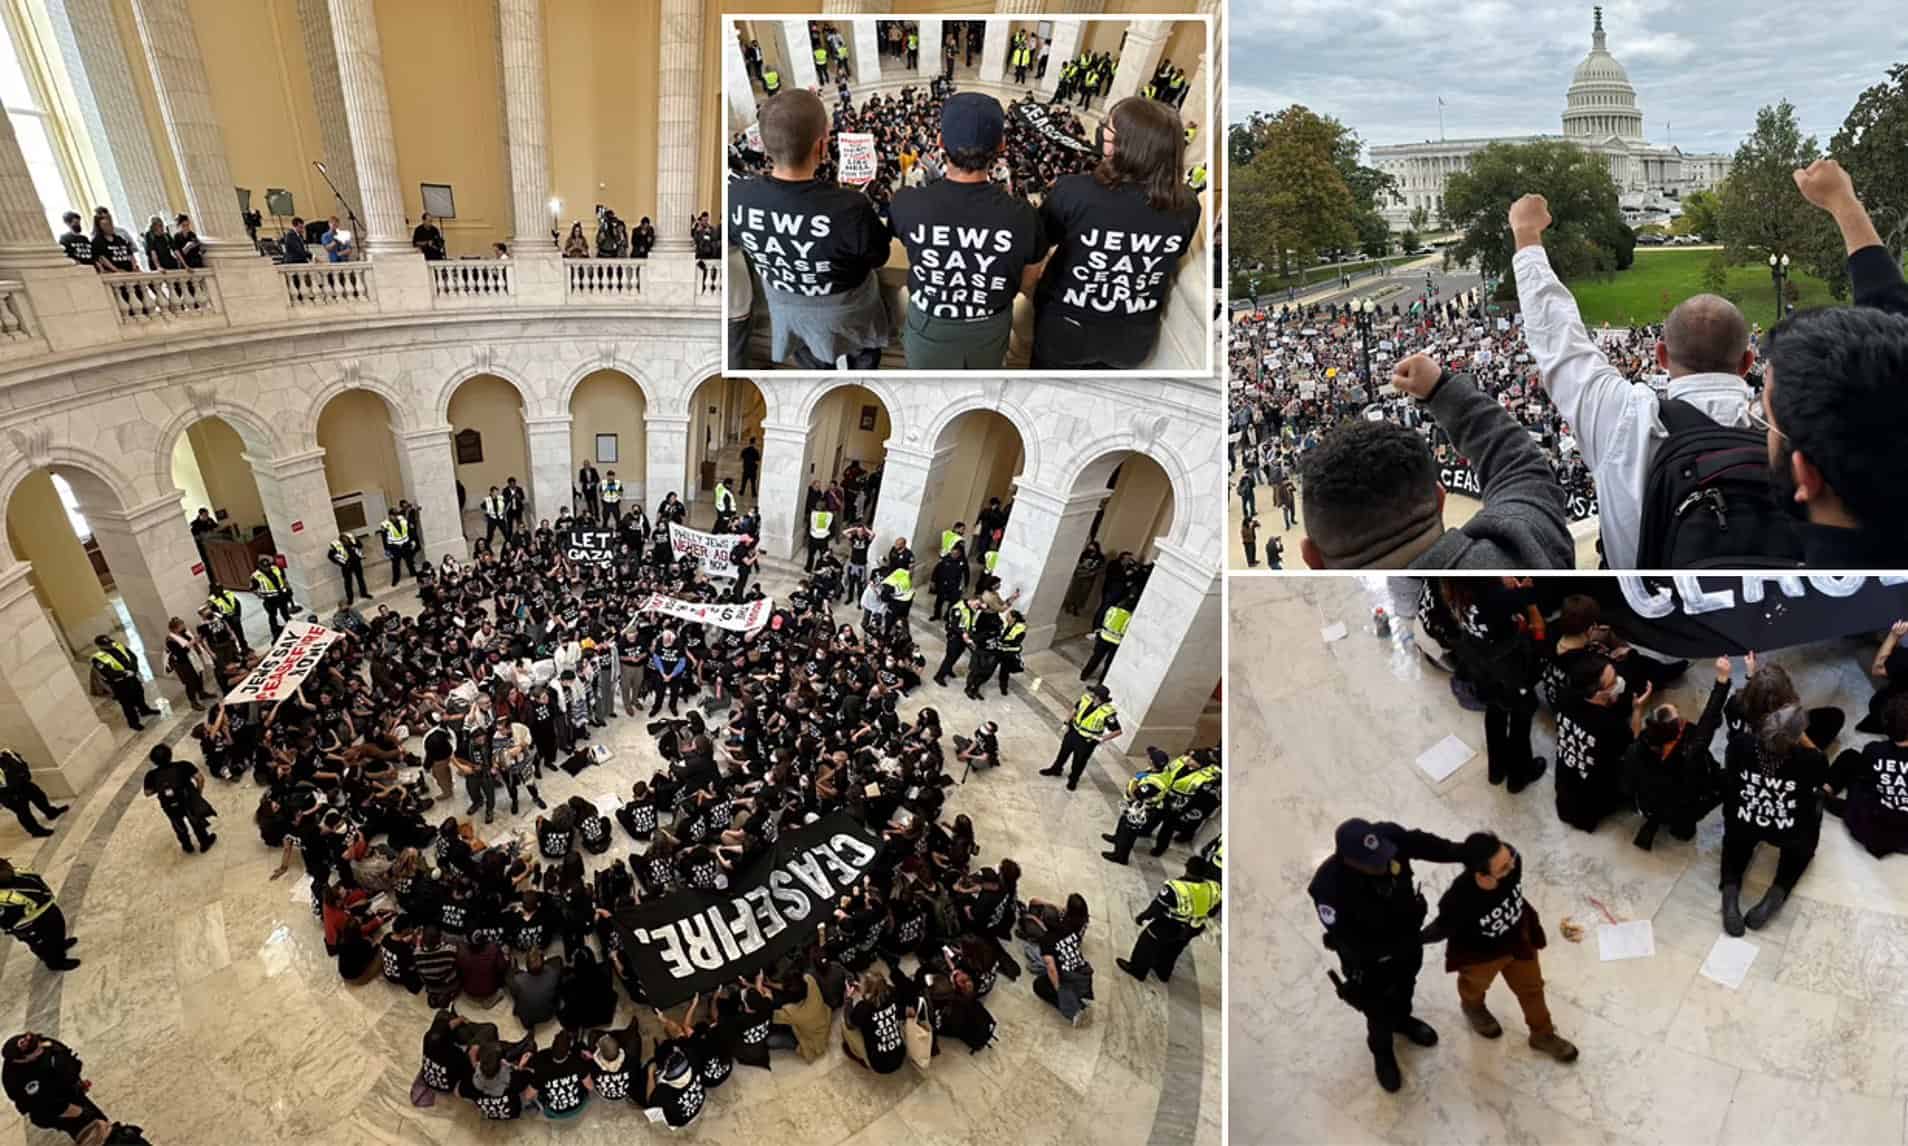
[
  {"xmin": 668, "ymin": 523, "xmax": 739, "ymax": 578},
  {"xmin": 838, "ymin": 132, "xmax": 877, "ymax": 185},
  {"xmin": 637, "ymin": 594, "xmax": 773, "ymax": 632},
  {"xmin": 223, "ymin": 622, "xmax": 341, "ymax": 704}
]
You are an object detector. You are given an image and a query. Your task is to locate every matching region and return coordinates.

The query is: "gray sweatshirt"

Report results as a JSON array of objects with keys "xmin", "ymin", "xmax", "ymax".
[{"xmin": 1412, "ymin": 373, "xmax": 1574, "ymax": 570}]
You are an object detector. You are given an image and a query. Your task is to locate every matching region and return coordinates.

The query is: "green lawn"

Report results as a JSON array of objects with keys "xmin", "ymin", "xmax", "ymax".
[
  {"xmin": 1230, "ymin": 253, "xmax": 1428, "ymax": 299},
  {"xmin": 1564, "ymin": 248, "xmax": 1841, "ymax": 328}
]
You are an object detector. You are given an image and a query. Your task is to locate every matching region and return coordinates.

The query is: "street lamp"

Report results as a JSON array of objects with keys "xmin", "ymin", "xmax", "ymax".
[
  {"xmin": 1354, "ymin": 297, "xmax": 1378, "ymax": 396},
  {"xmin": 1768, "ymin": 252, "xmax": 1790, "ymax": 324}
]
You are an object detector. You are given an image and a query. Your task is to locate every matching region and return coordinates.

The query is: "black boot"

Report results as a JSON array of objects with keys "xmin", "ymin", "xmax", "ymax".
[
  {"xmin": 1506, "ymin": 757, "xmax": 1547, "ymax": 795},
  {"xmin": 1633, "ymin": 819, "xmax": 1659, "ymax": 851},
  {"xmin": 1721, "ymin": 883, "xmax": 1745, "ymax": 937},
  {"xmin": 1373, "ymin": 1049, "xmax": 1403, "ymax": 1093},
  {"xmin": 1395, "ymin": 1017, "xmax": 1438, "ymax": 1047},
  {"xmin": 1745, "ymin": 884, "xmax": 1789, "ymax": 930}
]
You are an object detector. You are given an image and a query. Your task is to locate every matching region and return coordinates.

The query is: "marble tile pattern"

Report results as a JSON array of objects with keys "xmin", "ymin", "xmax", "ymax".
[
  {"xmin": 1231, "ymin": 576, "xmax": 1908, "ymax": 1146},
  {"xmin": 0, "ymin": 556, "xmax": 1220, "ymax": 1146}
]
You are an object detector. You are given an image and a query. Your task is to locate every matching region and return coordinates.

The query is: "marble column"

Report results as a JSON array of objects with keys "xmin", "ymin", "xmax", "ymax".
[
  {"xmin": 755, "ymin": 422, "xmax": 810, "ymax": 561},
  {"xmin": 990, "ymin": 478, "xmax": 1104, "ymax": 652},
  {"xmin": 246, "ymin": 449, "xmax": 336, "ymax": 609},
  {"xmin": 724, "ymin": 31, "xmax": 757, "ymax": 131},
  {"xmin": 496, "ymin": 0, "xmax": 553, "ymax": 250},
  {"xmin": 654, "ymin": 0, "xmax": 706, "ymax": 253},
  {"xmin": 866, "ymin": 441, "xmax": 951, "ymax": 582},
  {"xmin": 324, "ymin": 0, "xmax": 410, "ymax": 258},
  {"xmin": 394, "ymin": 425, "xmax": 465, "ymax": 561},
  {"xmin": 1040, "ymin": 20, "xmax": 1081, "ymax": 95},
  {"xmin": 0, "ymin": 110, "xmax": 68, "ymax": 268},
  {"xmin": 84, "ymin": 494, "xmax": 205, "ymax": 668},
  {"xmin": 128, "ymin": 0, "xmax": 252, "ymax": 253},
  {"xmin": 851, "ymin": 20, "xmax": 881, "ymax": 83},
  {"xmin": 295, "ymin": 0, "xmax": 363, "ymax": 235},
  {"xmin": 997, "ymin": 0, "xmax": 1044, "ymax": 10},
  {"xmin": 979, "ymin": 20, "xmax": 1011, "ymax": 83},
  {"xmin": 780, "ymin": 19, "xmax": 819, "ymax": 91},
  {"xmin": 915, "ymin": 19, "xmax": 940, "ymax": 78},
  {"xmin": 821, "ymin": 0, "xmax": 860, "ymax": 11},
  {"xmin": 524, "ymin": 415, "xmax": 575, "ymax": 524},
  {"xmin": 44, "ymin": 0, "xmax": 171, "ymax": 230},
  {"xmin": 1101, "ymin": 540, "xmax": 1219, "ymax": 750},
  {"xmin": 1106, "ymin": 19, "xmax": 1169, "ymax": 106},
  {"xmin": 644, "ymin": 412, "xmax": 691, "ymax": 514},
  {"xmin": 0, "ymin": 564, "xmax": 114, "ymax": 798}
]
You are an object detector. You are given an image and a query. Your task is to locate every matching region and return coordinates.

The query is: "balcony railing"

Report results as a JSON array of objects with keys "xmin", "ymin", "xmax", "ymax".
[
  {"xmin": 105, "ymin": 269, "xmax": 219, "ymax": 324},
  {"xmin": 566, "ymin": 258, "xmax": 642, "ymax": 299},
  {"xmin": 430, "ymin": 259, "xmax": 513, "ymax": 300},
  {"xmin": 279, "ymin": 263, "xmax": 375, "ymax": 308},
  {"xmin": 0, "ymin": 282, "xmax": 29, "ymax": 341}
]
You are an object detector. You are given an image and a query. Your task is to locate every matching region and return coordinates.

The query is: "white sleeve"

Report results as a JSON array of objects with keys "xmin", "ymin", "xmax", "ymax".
[{"xmin": 1511, "ymin": 244, "xmax": 1642, "ymax": 473}]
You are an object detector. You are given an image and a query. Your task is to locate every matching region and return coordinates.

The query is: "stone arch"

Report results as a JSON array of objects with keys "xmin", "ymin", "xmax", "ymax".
[
  {"xmin": 0, "ymin": 446, "xmax": 135, "ymax": 534},
  {"xmin": 305, "ymin": 372, "xmax": 420, "ymax": 442},
  {"xmin": 432, "ymin": 362, "xmax": 540, "ymax": 425},
  {"xmin": 1057, "ymin": 432, "xmax": 1195, "ymax": 551},
  {"xmin": 792, "ymin": 376, "xmax": 906, "ymax": 434},
  {"xmin": 919, "ymin": 389, "xmax": 1044, "ymax": 479},
  {"xmin": 555, "ymin": 358, "xmax": 660, "ymax": 412},
  {"xmin": 150, "ymin": 399, "xmax": 281, "ymax": 499}
]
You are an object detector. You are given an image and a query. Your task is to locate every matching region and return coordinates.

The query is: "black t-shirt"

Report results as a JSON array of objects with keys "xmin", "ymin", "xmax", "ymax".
[
  {"xmin": 652, "ymin": 1072, "xmax": 705, "ymax": 1126},
  {"xmin": 728, "ymin": 175, "xmax": 891, "ymax": 295},
  {"xmin": 1553, "ymin": 696, "xmax": 1632, "ymax": 826},
  {"xmin": 92, "ymin": 230, "xmax": 138, "ymax": 271},
  {"xmin": 889, "ymin": 179, "xmax": 1043, "ymax": 320},
  {"xmin": 1035, "ymin": 174, "xmax": 1198, "ymax": 323},
  {"xmin": 1854, "ymin": 741, "xmax": 1908, "ymax": 813},
  {"xmin": 851, "ymin": 997, "xmax": 908, "ymax": 1073},
  {"xmin": 530, "ymin": 1050, "xmax": 587, "ymax": 1113},
  {"xmin": 143, "ymin": 761, "xmax": 201, "ymax": 813},
  {"xmin": 1725, "ymin": 735, "xmax": 1827, "ymax": 844},
  {"xmin": 58, "ymin": 230, "xmax": 94, "ymax": 264}
]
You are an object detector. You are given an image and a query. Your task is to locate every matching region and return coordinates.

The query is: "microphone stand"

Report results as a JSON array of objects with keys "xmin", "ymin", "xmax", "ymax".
[{"xmin": 312, "ymin": 161, "xmax": 366, "ymax": 255}]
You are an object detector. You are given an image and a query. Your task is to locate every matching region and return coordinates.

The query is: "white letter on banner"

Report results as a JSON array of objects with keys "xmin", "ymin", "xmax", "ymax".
[
  {"xmin": 675, "ymin": 914, "xmax": 728, "ymax": 970},
  {"xmin": 785, "ymin": 852, "xmax": 836, "ymax": 900},
  {"xmin": 743, "ymin": 885, "xmax": 787, "ymax": 941},
  {"xmin": 1673, "ymin": 576, "xmax": 1735, "ymax": 615},
  {"xmin": 830, "ymin": 833, "xmax": 878, "ymax": 868},
  {"xmin": 1806, "ymin": 576, "xmax": 1865, "ymax": 598},
  {"xmin": 1740, "ymin": 577, "xmax": 1807, "ymax": 605},
  {"xmin": 814, "ymin": 842, "xmax": 861, "ymax": 885},
  {"xmin": 724, "ymin": 896, "xmax": 768, "ymax": 956},
  {"xmin": 633, "ymin": 926, "xmax": 695, "ymax": 980},
  {"xmin": 1619, "ymin": 577, "xmax": 1674, "ymax": 619},
  {"xmin": 768, "ymin": 870, "xmax": 812, "ymax": 922},
  {"xmin": 706, "ymin": 905, "xmax": 745, "ymax": 963}
]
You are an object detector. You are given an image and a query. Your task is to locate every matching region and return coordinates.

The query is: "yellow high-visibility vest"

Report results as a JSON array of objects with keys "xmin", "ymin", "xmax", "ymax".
[
  {"xmin": 1166, "ymin": 878, "xmax": 1221, "ymax": 926},
  {"xmin": 940, "ymin": 529, "xmax": 963, "ymax": 555},
  {"xmin": 810, "ymin": 510, "xmax": 833, "ymax": 539},
  {"xmin": 208, "ymin": 591, "xmax": 240, "ymax": 617},
  {"xmin": 984, "ymin": 549, "xmax": 1000, "ymax": 574},
  {"xmin": 252, "ymin": 566, "xmax": 289, "ymax": 595},
  {"xmin": 380, "ymin": 517, "xmax": 410, "ymax": 546},
  {"xmin": 1072, "ymin": 694, "xmax": 1116, "ymax": 735},
  {"xmin": 998, "ymin": 621, "xmax": 1025, "ymax": 651},
  {"xmin": 951, "ymin": 600, "xmax": 974, "ymax": 631},
  {"xmin": 882, "ymin": 567, "xmax": 914, "ymax": 602},
  {"xmin": 90, "ymin": 643, "xmax": 133, "ymax": 676},
  {"xmin": 1099, "ymin": 606, "xmax": 1132, "ymax": 645},
  {"xmin": 601, "ymin": 481, "xmax": 622, "ymax": 504}
]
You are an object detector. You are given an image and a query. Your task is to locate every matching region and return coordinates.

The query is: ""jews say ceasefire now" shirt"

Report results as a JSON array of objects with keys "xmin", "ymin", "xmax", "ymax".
[
  {"xmin": 889, "ymin": 180, "xmax": 1045, "ymax": 320},
  {"xmin": 1035, "ymin": 173, "xmax": 1199, "ymax": 323},
  {"xmin": 728, "ymin": 176, "xmax": 892, "ymax": 296}
]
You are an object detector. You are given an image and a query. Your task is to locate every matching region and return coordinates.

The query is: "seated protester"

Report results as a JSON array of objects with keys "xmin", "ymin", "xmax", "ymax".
[
  {"xmin": 537, "ymin": 803, "xmax": 576, "ymax": 861},
  {"xmin": 616, "ymin": 780, "xmax": 659, "ymax": 840},
  {"xmin": 457, "ymin": 934, "xmax": 510, "ymax": 1004},
  {"xmin": 1624, "ymin": 657, "xmax": 1732, "ymax": 850},
  {"xmin": 725, "ymin": 973, "xmax": 775, "ymax": 1072},
  {"xmin": 1027, "ymin": 893, "xmax": 1094, "ymax": 1024},
  {"xmin": 889, "ymin": 93, "xmax": 1044, "ymax": 370},
  {"xmin": 1719, "ymin": 661, "xmax": 1831, "ymax": 935},
  {"xmin": 379, "ymin": 925, "xmax": 423, "ymax": 993},
  {"xmin": 572, "ymin": 795, "xmax": 613, "ymax": 855},
  {"xmin": 506, "ymin": 889, "xmax": 557, "ymax": 952},
  {"xmin": 1553, "ymin": 655, "xmax": 1648, "ymax": 832},
  {"xmin": 1826, "ymin": 691, "xmax": 1908, "ymax": 858},
  {"xmin": 842, "ymin": 971, "xmax": 910, "ymax": 1074},
  {"xmin": 641, "ymin": 1043, "xmax": 706, "ymax": 1128},
  {"xmin": 414, "ymin": 926, "xmax": 461, "ymax": 1007},
  {"xmin": 1030, "ymin": 97, "xmax": 1201, "ymax": 370},
  {"xmin": 529, "ymin": 1029, "xmax": 590, "ymax": 1120},
  {"xmin": 583, "ymin": 1033, "xmax": 633, "ymax": 1103},
  {"xmin": 920, "ymin": 961, "xmax": 998, "ymax": 1052},
  {"xmin": 728, "ymin": 89, "xmax": 893, "ymax": 371},
  {"xmin": 508, "ymin": 948, "xmax": 562, "ymax": 1031},
  {"xmin": 951, "ymin": 721, "xmax": 1000, "ymax": 775},
  {"xmin": 769, "ymin": 966, "xmax": 835, "ymax": 1063},
  {"xmin": 461, "ymin": 1041, "xmax": 534, "ymax": 1122},
  {"xmin": 1299, "ymin": 353, "xmax": 1573, "ymax": 569},
  {"xmin": 418, "ymin": 1009, "xmax": 476, "ymax": 1095},
  {"xmin": 1858, "ymin": 621, "xmax": 1908, "ymax": 735},
  {"xmin": 556, "ymin": 946, "xmax": 617, "ymax": 1031},
  {"xmin": 1545, "ymin": 594, "xmax": 1688, "ymax": 711}
]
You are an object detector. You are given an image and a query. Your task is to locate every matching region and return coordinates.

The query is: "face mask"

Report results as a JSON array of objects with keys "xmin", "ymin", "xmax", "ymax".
[{"xmin": 1604, "ymin": 675, "xmax": 1627, "ymax": 701}]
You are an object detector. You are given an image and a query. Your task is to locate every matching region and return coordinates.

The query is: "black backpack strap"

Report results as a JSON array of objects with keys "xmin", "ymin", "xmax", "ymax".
[{"xmin": 1655, "ymin": 396, "xmax": 1719, "ymax": 435}]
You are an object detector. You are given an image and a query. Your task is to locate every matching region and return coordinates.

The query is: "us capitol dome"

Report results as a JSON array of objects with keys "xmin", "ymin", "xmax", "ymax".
[{"xmin": 1370, "ymin": 6, "xmax": 1732, "ymax": 229}]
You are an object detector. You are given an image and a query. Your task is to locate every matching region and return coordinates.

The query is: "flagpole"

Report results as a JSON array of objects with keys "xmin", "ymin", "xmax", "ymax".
[{"xmin": 1438, "ymin": 96, "xmax": 1445, "ymax": 142}]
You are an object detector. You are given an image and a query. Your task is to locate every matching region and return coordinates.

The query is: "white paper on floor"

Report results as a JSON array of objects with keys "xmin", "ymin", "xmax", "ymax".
[
  {"xmin": 597, "ymin": 793, "xmax": 622, "ymax": 811},
  {"xmin": 1320, "ymin": 621, "xmax": 1349, "ymax": 642},
  {"xmin": 1414, "ymin": 734, "xmax": 1474, "ymax": 782},
  {"xmin": 1700, "ymin": 934, "xmax": 1759, "ymax": 989},
  {"xmin": 1596, "ymin": 920, "xmax": 1655, "ymax": 961},
  {"xmin": 289, "ymin": 874, "xmax": 313, "ymax": 904}
]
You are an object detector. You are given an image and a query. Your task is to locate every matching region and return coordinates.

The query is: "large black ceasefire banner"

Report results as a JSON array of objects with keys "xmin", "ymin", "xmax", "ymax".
[
  {"xmin": 1595, "ymin": 576, "xmax": 1908, "ymax": 657},
  {"xmin": 615, "ymin": 812, "xmax": 881, "ymax": 1006}
]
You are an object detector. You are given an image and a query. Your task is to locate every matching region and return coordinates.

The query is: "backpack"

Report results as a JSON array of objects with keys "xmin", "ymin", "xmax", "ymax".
[{"xmin": 1636, "ymin": 399, "xmax": 1803, "ymax": 569}]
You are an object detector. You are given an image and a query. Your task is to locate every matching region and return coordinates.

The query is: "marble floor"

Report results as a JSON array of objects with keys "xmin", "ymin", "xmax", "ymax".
[
  {"xmin": 0, "ymin": 553, "xmax": 1221, "ymax": 1146},
  {"xmin": 1230, "ymin": 575, "xmax": 1908, "ymax": 1146}
]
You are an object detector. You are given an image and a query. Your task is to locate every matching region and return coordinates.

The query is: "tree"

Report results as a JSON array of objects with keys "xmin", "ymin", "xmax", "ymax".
[
  {"xmin": 1677, "ymin": 188, "xmax": 1720, "ymax": 240},
  {"xmin": 1408, "ymin": 205, "xmax": 1429, "ymax": 233},
  {"xmin": 1716, "ymin": 101, "xmax": 1847, "ymax": 298},
  {"xmin": 1400, "ymin": 227, "xmax": 1420, "ymax": 253},
  {"xmin": 1831, "ymin": 63, "xmax": 1908, "ymax": 259},
  {"xmin": 1228, "ymin": 106, "xmax": 1360, "ymax": 279},
  {"xmin": 1441, "ymin": 140, "xmax": 1628, "ymax": 295}
]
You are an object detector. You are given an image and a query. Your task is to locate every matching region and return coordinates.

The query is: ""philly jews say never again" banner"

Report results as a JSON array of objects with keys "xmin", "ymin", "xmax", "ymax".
[
  {"xmin": 613, "ymin": 812, "xmax": 881, "ymax": 1005},
  {"xmin": 669, "ymin": 523, "xmax": 740, "ymax": 578},
  {"xmin": 223, "ymin": 621, "xmax": 341, "ymax": 704},
  {"xmin": 1593, "ymin": 576, "xmax": 1908, "ymax": 657},
  {"xmin": 636, "ymin": 593, "xmax": 773, "ymax": 632}
]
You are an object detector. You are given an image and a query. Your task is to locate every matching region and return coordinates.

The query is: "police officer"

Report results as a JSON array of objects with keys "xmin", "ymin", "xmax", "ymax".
[
  {"xmin": 1155, "ymin": 748, "xmax": 1222, "ymax": 855},
  {"xmin": 1308, "ymin": 817, "xmax": 1466, "ymax": 1092},
  {"xmin": 805, "ymin": 504, "xmax": 834, "ymax": 572},
  {"xmin": 1118, "ymin": 855, "xmax": 1221, "ymax": 982},
  {"xmin": 962, "ymin": 601, "xmax": 1004, "ymax": 700},
  {"xmin": 1081, "ymin": 593, "xmax": 1136, "ymax": 681},
  {"xmin": 933, "ymin": 595, "xmax": 977, "ymax": 687},
  {"xmin": 763, "ymin": 64, "xmax": 781, "ymax": 95},
  {"xmin": 141, "ymin": 743, "xmax": 215, "ymax": 854},
  {"xmin": 712, "ymin": 477, "xmax": 738, "ymax": 533},
  {"xmin": 206, "ymin": 584, "xmax": 249, "ymax": 653},
  {"xmin": 879, "ymin": 564, "xmax": 914, "ymax": 633},
  {"xmin": 2, "ymin": 1032, "xmax": 117, "ymax": 1139},
  {"xmin": 250, "ymin": 555, "xmax": 296, "ymax": 638},
  {"xmin": 378, "ymin": 507, "xmax": 420, "ymax": 586},
  {"xmin": 1041, "ymin": 684, "xmax": 1119, "ymax": 791},
  {"xmin": 1101, "ymin": 747, "xmax": 1173, "ymax": 864},
  {"xmin": 0, "ymin": 748, "xmax": 65, "ymax": 838},
  {"xmin": 90, "ymin": 635, "xmax": 157, "ymax": 731},
  {"xmin": 0, "ymin": 857, "xmax": 79, "ymax": 970},
  {"xmin": 813, "ymin": 40, "xmax": 829, "ymax": 84},
  {"xmin": 328, "ymin": 531, "xmax": 368, "ymax": 606},
  {"xmin": 482, "ymin": 485, "xmax": 508, "ymax": 547},
  {"xmin": 971, "ymin": 607, "xmax": 1025, "ymax": 698},
  {"xmin": 600, "ymin": 471, "xmax": 623, "ymax": 526}
]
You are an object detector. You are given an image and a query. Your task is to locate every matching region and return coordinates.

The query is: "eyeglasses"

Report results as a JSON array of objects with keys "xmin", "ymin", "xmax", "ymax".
[{"xmin": 1745, "ymin": 395, "xmax": 1789, "ymax": 442}]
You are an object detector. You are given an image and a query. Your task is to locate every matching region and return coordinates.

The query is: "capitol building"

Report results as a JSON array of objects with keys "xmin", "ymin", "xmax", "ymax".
[{"xmin": 1372, "ymin": 7, "xmax": 1732, "ymax": 229}]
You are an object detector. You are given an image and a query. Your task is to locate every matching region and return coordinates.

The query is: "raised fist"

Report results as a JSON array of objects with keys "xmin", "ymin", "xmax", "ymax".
[
  {"xmin": 1793, "ymin": 159, "xmax": 1856, "ymax": 213},
  {"xmin": 1508, "ymin": 194, "xmax": 1552, "ymax": 239},
  {"xmin": 1390, "ymin": 353, "xmax": 1442, "ymax": 399}
]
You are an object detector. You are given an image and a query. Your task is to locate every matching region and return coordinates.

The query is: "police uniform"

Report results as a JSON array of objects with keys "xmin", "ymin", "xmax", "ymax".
[
  {"xmin": 90, "ymin": 640, "xmax": 155, "ymax": 729},
  {"xmin": 1156, "ymin": 752, "xmax": 1222, "ymax": 854},
  {"xmin": 600, "ymin": 477, "xmax": 623, "ymax": 525},
  {"xmin": 1081, "ymin": 602, "xmax": 1132, "ymax": 681},
  {"xmin": 1307, "ymin": 818, "xmax": 1465, "ymax": 1091},
  {"xmin": 250, "ymin": 562, "xmax": 297, "ymax": 637},
  {"xmin": 805, "ymin": 508, "xmax": 834, "ymax": 571},
  {"xmin": 206, "ymin": 588, "xmax": 249, "ymax": 652},
  {"xmin": 1120, "ymin": 865, "xmax": 1221, "ymax": 982},
  {"xmin": 1042, "ymin": 691, "xmax": 1119, "ymax": 790},
  {"xmin": 933, "ymin": 599, "xmax": 975, "ymax": 686},
  {"xmin": 0, "ymin": 865, "xmax": 77, "ymax": 970},
  {"xmin": 143, "ymin": 751, "xmax": 215, "ymax": 853},
  {"xmin": 378, "ymin": 513, "xmax": 420, "ymax": 585},
  {"xmin": 1101, "ymin": 764, "xmax": 1171, "ymax": 863},
  {"xmin": 962, "ymin": 608, "xmax": 1004, "ymax": 699},
  {"xmin": 328, "ymin": 533, "xmax": 368, "ymax": 605},
  {"xmin": 2, "ymin": 1035, "xmax": 103, "ymax": 1134},
  {"xmin": 0, "ymin": 750, "xmax": 63, "ymax": 837},
  {"xmin": 880, "ymin": 566, "xmax": 914, "ymax": 631}
]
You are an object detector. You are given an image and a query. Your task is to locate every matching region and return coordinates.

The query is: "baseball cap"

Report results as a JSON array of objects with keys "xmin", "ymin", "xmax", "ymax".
[
  {"xmin": 941, "ymin": 93, "xmax": 1005, "ymax": 153},
  {"xmin": 1334, "ymin": 818, "xmax": 1397, "ymax": 867}
]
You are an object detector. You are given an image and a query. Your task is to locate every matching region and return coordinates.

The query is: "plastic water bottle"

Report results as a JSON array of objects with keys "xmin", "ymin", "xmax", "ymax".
[{"xmin": 1373, "ymin": 606, "xmax": 1391, "ymax": 638}]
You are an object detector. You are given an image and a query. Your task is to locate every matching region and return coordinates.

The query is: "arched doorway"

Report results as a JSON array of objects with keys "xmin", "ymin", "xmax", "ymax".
[
  {"xmin": 687, "ymin": 375, "xmax": 765, "ymax": 518},
  {"xmin": 171, "ymin": 415, "xmax": 276, "ymax": 646},
  {"xmin": 801, "ymin": 384, "xmax": 890, "ymax": 525},
  {"xmin": 6, "ymin": 467, "xmax": 130, "ymax": 663},
  {"xmin": 569, "ymin": 371, "xmax": 647, "ymax": 517},
  {"xmin": 912, "ymin": 408, "xmax": 1024, "ymax": 575},
  {"xmin": 447, "ymin": 374, "xmax": 531, "ymax": 532},
  {"xmin": 316, "ymin": 388, "xmax": 407, "ymax": 550},
  {"xmin": 1054, "ymin": 450, "xmax": 1174, "ymax": 649}
]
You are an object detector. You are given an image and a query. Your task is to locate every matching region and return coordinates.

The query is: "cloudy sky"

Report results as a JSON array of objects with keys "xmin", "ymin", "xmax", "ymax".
[{"xmin": 1229, "ymin": 0, "xmax": 1905, "ymax": 159}]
